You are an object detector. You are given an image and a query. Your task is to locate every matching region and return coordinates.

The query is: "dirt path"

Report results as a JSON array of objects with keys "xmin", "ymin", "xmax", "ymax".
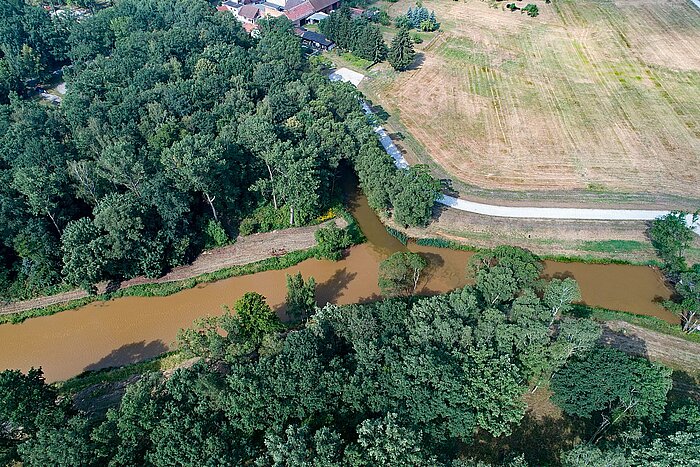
[
  {"xmin": 0, "ymin": 219, "xmax": 345, "ymax": 316},
  {"xmin": 600, "ymin": 320, "xmax": 700, "ymax": 371}
]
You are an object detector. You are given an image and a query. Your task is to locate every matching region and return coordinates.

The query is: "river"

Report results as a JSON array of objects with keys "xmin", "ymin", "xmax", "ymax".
[{"xmin": 0, "ymin": 186, "xmax": 675, "ymax": 382}]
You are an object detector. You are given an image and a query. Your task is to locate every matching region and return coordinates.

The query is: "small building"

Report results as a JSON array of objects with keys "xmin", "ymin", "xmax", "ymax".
[
  {"xmin": 295, "ymin": 29, "xmax": 335, "ymax": 50},
  {"xmin": 285, "ymin": 0, "xmax": 339, "ymax": 26},
  {"xmin": 306, "ymin": 11, "xmax": 329, "ymax": 23},
  {"xmin": 236, "ymin": 4, "xmax": 261, "ymax": 23}
]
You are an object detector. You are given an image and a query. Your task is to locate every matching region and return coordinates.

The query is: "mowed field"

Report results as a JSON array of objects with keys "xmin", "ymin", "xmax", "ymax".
[{"xmin": 364, "ymin": 0, "xmax": 700, "ymax": 199}]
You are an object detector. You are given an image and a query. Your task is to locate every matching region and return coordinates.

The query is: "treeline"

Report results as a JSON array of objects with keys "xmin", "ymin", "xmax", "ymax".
[
  {"xmin": 320, "ymin": 7, "xmax": 387, "ymax": 63},
  {"xmin": 0, "ymin": 0, "xmax": 439, "ymax": 299},
  {"xmin": 1, "ymin": 246, "xmax": 694, "ymax": 465},
  {"xmin": 650, "ymin": 211, "xmax": 700, "ymax": 334}
]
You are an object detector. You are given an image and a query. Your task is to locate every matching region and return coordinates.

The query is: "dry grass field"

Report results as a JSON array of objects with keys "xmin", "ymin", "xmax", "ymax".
[{"xmin": 363, "ymin": 0, "xmax": 700, "ymax": 201}]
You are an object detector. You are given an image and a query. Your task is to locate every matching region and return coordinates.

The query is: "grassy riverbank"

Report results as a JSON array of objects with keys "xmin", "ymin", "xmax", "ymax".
[{"xmin": 0, "ymin": 207, "xmax": 364, "ymax": 325}]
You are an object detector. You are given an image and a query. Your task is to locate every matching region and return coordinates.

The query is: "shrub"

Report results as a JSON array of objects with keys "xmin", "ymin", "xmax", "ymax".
[
  {"xmin": 522, "ymin": 4, "xmax": 539, "ymax": 16},
  {"xmin": 314, "ymin": 223, "xmax": 352, "ymax": 261},
  {"xmin": 385, "ymin": 226, "xmax": 408, "ymax": 245},
  {"xmin": 204, "ymin": 219, "xmax": 229, "ymax": 249}
]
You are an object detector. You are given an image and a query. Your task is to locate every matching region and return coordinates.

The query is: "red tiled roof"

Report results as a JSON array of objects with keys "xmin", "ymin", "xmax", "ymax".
[
  {"xmin": 216, "ymin": 5, "xmax": 228, "ymax": 11},
  {"xmin": 238, "ymin": 4, "xmax": 260, "ymax": 20},
  {"xmin": 285, "ymin": 0, "xmax": 314, "ymax": 21}
]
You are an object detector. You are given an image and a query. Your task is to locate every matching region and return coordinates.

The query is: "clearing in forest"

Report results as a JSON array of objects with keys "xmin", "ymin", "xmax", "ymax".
[{"xmin": 364, "ymin": 0, "xmax": 700, "ymax": 199}]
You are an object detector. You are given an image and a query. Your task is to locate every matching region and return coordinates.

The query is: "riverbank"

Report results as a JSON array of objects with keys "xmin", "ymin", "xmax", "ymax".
[
  {"xmin": 0, "ymin": 218, "xmax": 347, "ymax": 324},
  {"xmin": 385, "ymin": 207, "xmax": 700, "ymax": 266}
]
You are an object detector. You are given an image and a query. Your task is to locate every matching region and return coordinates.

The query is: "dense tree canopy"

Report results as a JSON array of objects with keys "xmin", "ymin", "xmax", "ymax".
[
  {"xmin": 1, "ymin": 245, "xmax": 599, "ymax": 465},
  {"xmin": 0, "ymin": 0, "xmax": 439, "ymax": 300}
]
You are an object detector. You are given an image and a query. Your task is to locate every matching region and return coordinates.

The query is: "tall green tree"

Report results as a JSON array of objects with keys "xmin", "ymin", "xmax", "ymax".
[
  {"xmin": 552, "ymin": 347, "xmax": 672, "ymax": 443},
  {"xmin": 286, "ymin": 272, "xmax": 317, "ymax": 321},
  {"xmin": 665, "ymin": 264, "xmax": 700, "ymax": 333},
  {"xmin": 388, "ymin": 27, "xmax": 416, "ymax": 71},
  {"xmin": 378, "ymin": 251, "xmax": 427, "ymax": 296},
  {"xmin": 649, "ymin": 211, "xmax": 696, "ymax": 273}
]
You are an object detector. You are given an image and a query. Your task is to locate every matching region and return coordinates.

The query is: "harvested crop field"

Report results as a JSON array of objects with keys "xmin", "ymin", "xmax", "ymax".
[{"xmin": 364, "ymin": 0, "xmax": 700, "ymax": 199}]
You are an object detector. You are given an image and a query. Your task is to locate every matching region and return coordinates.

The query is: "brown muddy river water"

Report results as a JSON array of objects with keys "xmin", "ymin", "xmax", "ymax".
[{"xmin": 0, "ymin": 189, "xmax": 675, "ymax": 382}]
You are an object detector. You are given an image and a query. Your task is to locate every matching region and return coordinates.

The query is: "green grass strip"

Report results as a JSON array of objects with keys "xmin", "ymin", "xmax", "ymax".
[{"xmin": 57, "ymin": 352, "xmax": 189, "ymax": 395}]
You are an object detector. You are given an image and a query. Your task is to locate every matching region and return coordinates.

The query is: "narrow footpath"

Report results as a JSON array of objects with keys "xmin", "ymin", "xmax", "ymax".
[{"xmin": 0, "ymin": 219, "xmax": 344, "ymax": 316}]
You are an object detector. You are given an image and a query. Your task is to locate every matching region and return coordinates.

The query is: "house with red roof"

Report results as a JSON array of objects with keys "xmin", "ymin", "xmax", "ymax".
[{"xmin": 284, "ymin": 0, "xmax": 339, "ymax": 25}]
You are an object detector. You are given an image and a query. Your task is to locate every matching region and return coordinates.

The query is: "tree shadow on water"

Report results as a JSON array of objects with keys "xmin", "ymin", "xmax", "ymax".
[
  {"xmin": 83, "ymin": 340, "xmax": 168, "ymax": 373},
  {"xmin": 542, "ymin": 271, "xmax": 575, "ymax": 281},
  {"xmin": 317, "ymin": 268, "xmax": 358, "ymax": 305}
]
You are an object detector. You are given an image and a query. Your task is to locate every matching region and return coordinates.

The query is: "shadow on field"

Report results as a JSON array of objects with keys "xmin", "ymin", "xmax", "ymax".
[{"xmin": 408, "ymin": 53, "xmax": 425, "ymax": 71}]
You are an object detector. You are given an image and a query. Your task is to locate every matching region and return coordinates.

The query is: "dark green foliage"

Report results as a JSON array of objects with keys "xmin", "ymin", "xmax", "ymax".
[
  {"xmin": 552, "ymin": 347, "xmax": 672, "ymax": 442},
  {"xmin": 406, "ymin": 6, "xmax": 439, "ymax": 31},
  {"xmin": 388, "ymin": 27, "xmax": 416, "ymax": 71},
  {"xmin": 4, "ymin": 250, "xmax": 670, "ymax": 466},
  {"xmin": 378, "ymin": 251, "xmax": 427, "ymax": 296},
  {"xmin": 1, "ymin": 0, "xmax": 431, "ymax": 299},
  {"xmin": 521, "ymin": 4, "xmax": 539, "ymax": 16},
  {"xmin": 665, "ymin": 264, "xmax": 700, "ymax": 333},
  {"xmin": 390, "ymin": 165, "xmax": 441, "ymax": 226},
  {"xmin": 285, "ymin": 272, "xmax": 317, "ymax": 320},
  {"xmin": 650, "ymin": 211, "xmax": 696, "ymax": 273},
  {"xmin": 0, "ymin": 0, "xmax": 70, "ymax": 103},
  {"xmin": 314, "ymin": 223, "xmax": 353, "ymax": 260},
  {"xmin": 385, "ymin": 226, "xmax": 408, "ymax": 245},
  {"xmin": 320, "ymin": 9, "xmax": 387, "ymax": 63}
]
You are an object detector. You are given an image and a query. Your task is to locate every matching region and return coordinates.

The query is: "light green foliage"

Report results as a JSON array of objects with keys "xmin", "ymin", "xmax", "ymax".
[
  {"xmin": 378, "ymin": 251, "xmax": 427, "ymax": 296},
  {"xmin": 258, "ymin": 424, "xmax": 344, "ymax": 466},
  {"xmin": 233, "ymin": 292, "xmax": 283, "ymax": 344},
  {"xmin": 203, "ymin": 219, "xmax": 229, "ymax": 249},
  {"xmin": 544, "ymin": 277, "xmax": 581, "ymax": 325},
  {"xmin": 345, "ymin": 413, "xmax": 435, "ymax": 466},
  {"xmin": 388, "ymin": 27, "xmax": 416, "ymax": 71},
  {"xmin": 314, "ymin": 223, "xmax": 352, "ymax": 261},
  {"xmin": 285, "ymin": 272, "xmax": 317, "ymax": 321},
  {"xmin": 650, "ymin": 211, "xmax": 695, "ymax": 273},
  {"xmin": 561, "ymin": 443, "xmax": 630, "ymax": 467}
]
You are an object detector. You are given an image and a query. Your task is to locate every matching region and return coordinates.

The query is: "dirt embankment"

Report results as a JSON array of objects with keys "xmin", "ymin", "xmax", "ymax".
[
  {"xmin": 601, "ymin": 320, "xmax": 700, "ymax": 373},
  {"xmin": 0, "ymin": 219, "xmax": 346, "ymax": 316}
]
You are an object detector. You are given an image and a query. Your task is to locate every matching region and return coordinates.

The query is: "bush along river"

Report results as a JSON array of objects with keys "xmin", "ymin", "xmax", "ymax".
[{"xmin": 0, "ymin": 185, "xmax": 675, "ymax": 382}]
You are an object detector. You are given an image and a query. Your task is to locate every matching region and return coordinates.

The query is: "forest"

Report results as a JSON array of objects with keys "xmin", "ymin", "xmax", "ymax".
[
  {"xmin": 1, "ymin": 246, "xmax": 697, "ymax": 466},
  {"xmin": 0, "ymin": 0, "xmax": 439, "ymax": 300}
]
